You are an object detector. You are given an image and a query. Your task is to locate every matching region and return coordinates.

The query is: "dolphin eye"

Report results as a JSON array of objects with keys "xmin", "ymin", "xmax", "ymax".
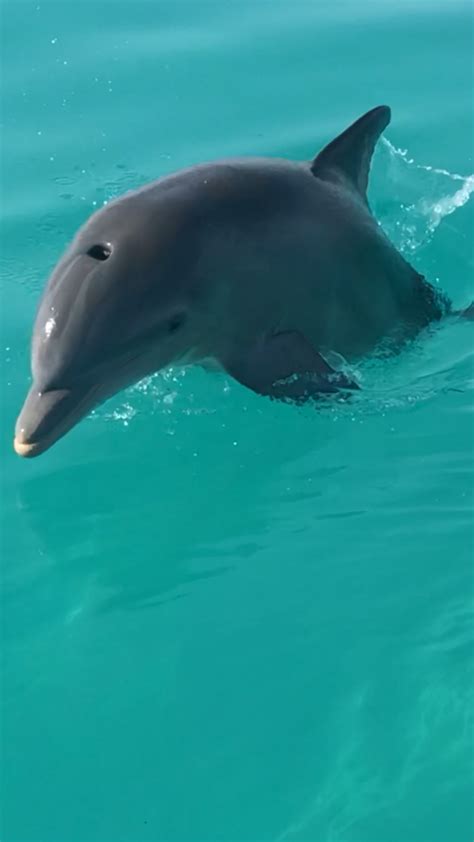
[
  {"xmin": 87, "ymin": 243, "xmax": 112, "ymax": 261},
  {"xmin": 167, "ymin": 313, "xmax": 186, "ymax": 333}
]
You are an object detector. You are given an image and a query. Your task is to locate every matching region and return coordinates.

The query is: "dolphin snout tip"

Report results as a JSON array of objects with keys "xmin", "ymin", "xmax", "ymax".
[
  {"xmin": 13, "ymin": 384, "xmax": 98, "ymax": 459},
  {"xmin": 13, "ymin": 434, "xmax": 40, "ymax": 458}
]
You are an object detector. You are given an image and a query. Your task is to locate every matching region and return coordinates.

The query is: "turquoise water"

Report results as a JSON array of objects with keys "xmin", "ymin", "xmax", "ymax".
[{"xmin": 1, "ymin": 1, "xmax": 473, "ymax": 839}]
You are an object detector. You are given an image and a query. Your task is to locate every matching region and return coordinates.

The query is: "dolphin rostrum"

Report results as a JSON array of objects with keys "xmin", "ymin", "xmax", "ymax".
[{"xmin": 14, "ymin": 106, "xmax": 460, "ymax": 457}]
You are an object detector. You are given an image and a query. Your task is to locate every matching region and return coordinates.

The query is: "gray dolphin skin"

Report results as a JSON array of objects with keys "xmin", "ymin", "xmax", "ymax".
[{"xmin": 14, "ymin": 105, "xmax": 453, "ymax": 457}]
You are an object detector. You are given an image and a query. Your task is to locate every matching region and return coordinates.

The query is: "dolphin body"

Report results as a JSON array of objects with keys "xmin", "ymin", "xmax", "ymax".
[{"xmin": 14, "ymin": 105, "xmax": 453, "ymax": 457}]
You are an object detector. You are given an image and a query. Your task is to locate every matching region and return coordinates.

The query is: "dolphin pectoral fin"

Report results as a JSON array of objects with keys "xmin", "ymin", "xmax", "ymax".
[{"xmin": 224, "ymin": 331, "xmax": 359, "ymax": 402}]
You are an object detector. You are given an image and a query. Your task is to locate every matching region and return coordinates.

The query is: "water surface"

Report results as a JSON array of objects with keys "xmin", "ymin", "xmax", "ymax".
[{"xmin": 1, "ymin": 1, "xmax": 473, "ymax": 840}]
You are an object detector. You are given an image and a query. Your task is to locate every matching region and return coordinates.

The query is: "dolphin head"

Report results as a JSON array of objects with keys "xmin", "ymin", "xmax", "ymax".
[{"xmin": 14, "ymin": 191, "xmax": 206, "ymax": 457}]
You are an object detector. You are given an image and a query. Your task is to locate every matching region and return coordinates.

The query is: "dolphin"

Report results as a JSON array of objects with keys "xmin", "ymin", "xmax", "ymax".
[{"xmin": 14, "ymin": 105, "xmax": 458, "ymax": 457}]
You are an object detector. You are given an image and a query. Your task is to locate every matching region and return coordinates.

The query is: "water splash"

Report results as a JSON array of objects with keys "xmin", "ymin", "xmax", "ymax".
[
  {"xmin": 92, "ymin": 366, "xmax": 222, "ymax": 427},
  {"xmin": 373, "ymin": 139, "xmax": 474, "ymax": 254}
]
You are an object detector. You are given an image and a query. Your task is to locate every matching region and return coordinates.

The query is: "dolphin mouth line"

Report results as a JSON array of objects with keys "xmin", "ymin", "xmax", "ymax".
[
  {"xmin": 13, "ymin": 343, "xmax": 159, "ymax": 459},
  {"xmin": 14, "ymin": 384, "xmax": 101, "ymax": 458}
]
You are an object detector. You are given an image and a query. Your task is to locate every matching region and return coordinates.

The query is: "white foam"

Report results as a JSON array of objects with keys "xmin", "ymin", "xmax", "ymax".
[{"xmin": 376, "ymin": 139, "xmax": 474, "ymax": 253}]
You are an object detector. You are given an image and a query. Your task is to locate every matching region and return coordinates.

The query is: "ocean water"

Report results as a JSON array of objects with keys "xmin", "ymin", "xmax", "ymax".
[{"xmin": 1, "ymin": 1, "xmax": 473, "ymax": 840}]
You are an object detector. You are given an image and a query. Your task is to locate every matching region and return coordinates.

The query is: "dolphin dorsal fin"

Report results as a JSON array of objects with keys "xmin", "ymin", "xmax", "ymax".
[{"xmin": 310, "ymin": 105, "xmax": 391, "ymax": 202}]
